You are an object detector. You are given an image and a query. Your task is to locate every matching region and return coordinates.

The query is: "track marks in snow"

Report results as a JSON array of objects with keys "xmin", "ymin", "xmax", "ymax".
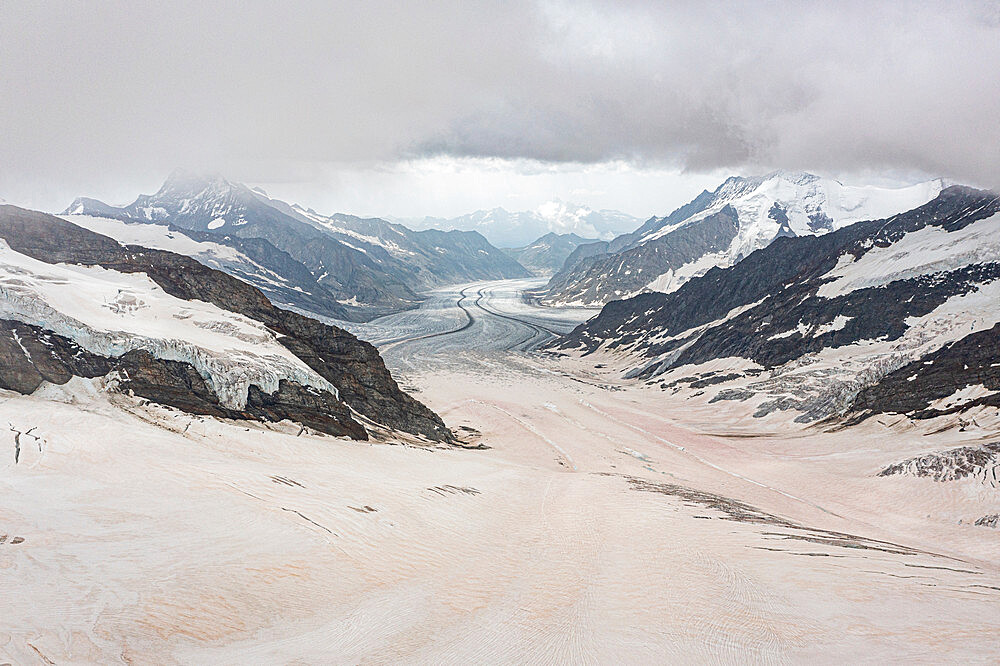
[
  {"xmin": 470, "ymin": 400, "xmax": 578, "ymax": 471},
  {"xmin": 281, "ymin": 507, "xmax": 335, "ymax": 535},
  {"xmin": 577, "ymin": 399, "xmax": 845, "ymax": 519}
]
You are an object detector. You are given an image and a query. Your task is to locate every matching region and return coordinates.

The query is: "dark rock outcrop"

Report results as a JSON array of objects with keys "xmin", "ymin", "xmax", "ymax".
[
  {"xmin": 975, "ymin": 514, "xmax": 999, "ymax": 528},
  {"xmin": 877, "ymin": 443, "xmax": 1000, "ymax": 485},
  {"xmin": 0, "ymin": 320, "xmax": 368, "ymax": 439},
  {"xmin": 0, "ymin": 319, "xmax": 111, "ymax": 393},
  {"xmin": 850, "ymin": 323, "xmax": 1000, "ymax": 421},
  {"xmin": 542, "ymin": 206, "xmax": 740, "ymax": 304},
  {"xmin": 0, "ymin": 205, "xmax": 453, "ymax": 442}
]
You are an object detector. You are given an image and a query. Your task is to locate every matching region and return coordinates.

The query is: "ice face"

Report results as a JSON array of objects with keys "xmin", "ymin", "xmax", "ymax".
[{"xmin": 0, "ymin": 240, "xmax": 337, "ymax": 408}]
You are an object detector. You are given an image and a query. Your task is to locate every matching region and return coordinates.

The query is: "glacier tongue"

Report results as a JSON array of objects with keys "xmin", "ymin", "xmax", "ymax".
[{"xmin": 0, "ymin": 240, "xmax": 337, "ymax": 409}]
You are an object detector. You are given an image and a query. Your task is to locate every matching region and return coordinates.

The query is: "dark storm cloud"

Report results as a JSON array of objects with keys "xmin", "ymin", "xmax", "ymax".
[{"xmin": 1, "ymin": 0, "xmax": 998, "ymax": 208}]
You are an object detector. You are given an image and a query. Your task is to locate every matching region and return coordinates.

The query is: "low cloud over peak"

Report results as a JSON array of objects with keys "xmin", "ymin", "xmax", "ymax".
[{"xmin": 2, "ymin": 1, "xmax": 997, "ymax": 212}]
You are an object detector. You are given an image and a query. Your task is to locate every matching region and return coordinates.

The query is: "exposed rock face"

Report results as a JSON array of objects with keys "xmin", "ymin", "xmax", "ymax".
[
  {"xmin": 244, "ymin": 380, "xmax": 367, "ymax": 440},
  {"xmin": 502, "ymin": 232, "xmax": 597, "ymax": 276},
  {"xmin": 0, "ymin": 321, "xmax": 367, "ymax": 438},
  {"xmin": 542, "ymin": 206, "xmax": 740, "ymax": 303},
  {"xmin": 975, "ymin": 514, "xmax": 999, "ymax": 528},
  {"xmin": 850, "ymin": 323, "xmax": 1000, "ymax": 421},
  {"xmin": 665, "ymin": 262, "xmax": 1000, "ymax": 372},
  {"xmin": 0, "ymin": 205, "xmax": 452, "ymax": 442},
  {"xmin": 878, "ymin": 443, "xmax": 1000, "ymax": 486},
  {"xmin": 165, "ymin": 226, "xmax": 353, "ymax": 320},
  {"xmin": 540, "ymin": 171, "xmax": 944, "ymax": 306},
  {"xmin": 545, "ymin": 239, "xmax": 609, "ymax": 285},
  {"xmin": 299, "ymin": 212, "xmax": 532, "ymax": 285},
  {"xmin": 0, "ymin": 319, "xmax": 110, "ymax": 393},
  {"xmin": 553, "ymin": 186, "xmax": 1000, "ymax": 424}
]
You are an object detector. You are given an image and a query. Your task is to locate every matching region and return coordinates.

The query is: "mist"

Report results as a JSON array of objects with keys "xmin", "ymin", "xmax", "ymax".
[{"xmin": 2, "ymin": 0, "xmax": 997, "ymax": 213}]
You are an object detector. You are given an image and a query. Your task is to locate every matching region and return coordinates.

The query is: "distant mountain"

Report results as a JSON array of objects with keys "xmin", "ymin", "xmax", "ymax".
[
  {"xmin": 502, "ymin": 232, "xmax": 596, "ymax": 276},
  {"xmin": 540, "ymin": 171, "xmax": 945, "ymax": 306},
  {"xmin": 400, "ymin": 201, "xmax": 640, "ymax": 249},
  {"xmin": 0, "ymin": 204, "xmax": 453, "ymax": 442},
  {"xmin": 63, "ymin": 214, "xmax": 357, "ymax": 321},
  {"xmin": 64, "ymin": 170, "xmax": 530, "ymax": 321},
  {"xmin": 553, "ymin": 185, "xmax": 1000, "ymax": 427},
  {"xmin": 286, "ymin": 206, "xmax": 530, "ymax": 285}
]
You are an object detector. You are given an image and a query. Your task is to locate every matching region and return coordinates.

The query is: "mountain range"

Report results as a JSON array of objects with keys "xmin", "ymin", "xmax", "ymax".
[
  {"xmin": 501, "ymin": 232, "xmax": 596, "ymax": 276},
  {"xmin": 397, "ymin": 201, "xmax": 640, "ymax": 249},
  {"xmin": 539, "ymin": 171, "xmax": 945, "ymax": 306},
  {"xmin": 65, "ymin": 170, "xmax": 531, "ymax": 321},
  {"xmin": 552, "ymin": 185, "xmax": 1000, "ymax": 426}
]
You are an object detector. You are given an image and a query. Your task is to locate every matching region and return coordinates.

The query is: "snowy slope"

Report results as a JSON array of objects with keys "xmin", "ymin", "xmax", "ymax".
[
  {"xmin": 816, "ymin": 212, "xmax": 1000, "ymax": 297},
  {"xmin": 62, "ymin": 214, "xmax": 354, "ymax": 320},
  {"xmin": 554, "ymin": 186, "xmax": 1000, "ymax": 426},
  {"xmin": 542, "ymin": 172, "xmax": 945, "ymax": 306},
  {"xmin": 65, "ymin": 214, "xmax": 245, "ymax": 265},
  {"xmin": 0, "ymin": 239, "xmax": 332, "ymax": 408}
]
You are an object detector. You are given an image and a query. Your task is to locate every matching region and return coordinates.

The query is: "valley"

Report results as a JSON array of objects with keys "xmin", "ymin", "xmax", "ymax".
[
  {"xmin": 6, "ymin": 3, "xmax": 998, "ymax": 662},
  {"xmin": 4, "ymin": 277, "xmax": 997, "ymax": 662},
  {"xmin": 342, "ymin": 279, "xmax": 592, "ymax": 358}
]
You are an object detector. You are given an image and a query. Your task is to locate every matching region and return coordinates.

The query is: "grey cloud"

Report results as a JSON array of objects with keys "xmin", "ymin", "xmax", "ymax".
[{"xmin": 1, "ymin": 0, "xmax": 998, "ymax": 210}]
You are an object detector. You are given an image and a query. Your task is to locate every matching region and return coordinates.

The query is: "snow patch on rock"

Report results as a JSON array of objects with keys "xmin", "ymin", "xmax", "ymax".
[{"xmin": 817, "ymin": 212, "xmax": 1000, "ymax": 298}]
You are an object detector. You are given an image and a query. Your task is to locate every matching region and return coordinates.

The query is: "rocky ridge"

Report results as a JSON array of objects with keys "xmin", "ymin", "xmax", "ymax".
[{"xmin": 502, "ymin": 232, "xmax": 597, "ymax": 276}]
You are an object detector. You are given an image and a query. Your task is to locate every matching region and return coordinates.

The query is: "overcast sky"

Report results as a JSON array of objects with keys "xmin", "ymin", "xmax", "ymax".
[{"xmin": 1, "ymin": 1, "xmax": 998, "ymax": 217}]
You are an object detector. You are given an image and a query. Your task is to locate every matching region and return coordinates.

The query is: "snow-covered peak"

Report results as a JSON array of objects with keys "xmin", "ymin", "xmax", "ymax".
[
  {"xmin": 639, "ymin": 172, "xmax": 946, "ymax": 260},
  {"xmin": 535, "ymin": 200, "xmax": 598, "ymax": 237},
  {"xmin": 763, "ymin": 170, "xmax": 822, "ymax": 185},
  {"xmin": 107, "ymin": 170, "xmax": 263, "ymax": 228},
  {"xmin": 63, "ymin": 197, "xmax": 115, "ymax": 216},
  {"xmin": 541, "ymin": 171, "xmax": 950, "ymax": 307},
  {"xmin": 158, "ymin": 168, "xmax": 232, "ymax": 196}
]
